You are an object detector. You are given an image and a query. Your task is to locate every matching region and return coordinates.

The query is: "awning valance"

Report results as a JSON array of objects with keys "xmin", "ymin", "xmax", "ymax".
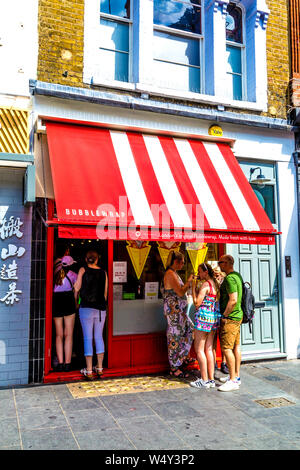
[{"xmin": 46, "ymin": 122, "xmax": 278, "ymax": 245}]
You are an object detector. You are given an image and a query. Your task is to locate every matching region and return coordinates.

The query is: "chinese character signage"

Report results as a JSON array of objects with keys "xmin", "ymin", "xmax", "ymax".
[{"xmin": 0, "ymin": 216, "xmax": 26, "ymax": 306}]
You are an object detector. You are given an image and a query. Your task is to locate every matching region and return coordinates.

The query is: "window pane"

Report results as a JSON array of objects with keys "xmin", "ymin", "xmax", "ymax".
[
  {"xmin": 100, "ymin": 18, "xmax": 129, "ymax": 52},
  {"xmin": 252, "ymin": 185, "xmax": 275, "ymax": 223},
  {"xmin": 154, "ymin": 0, "xmax": 201, "ymax": 34},
  {"xmin": 226, "ymin": 2, "xmax": 242, "ymax": 43},
  {"xmin": 100, "ymin": 0, "xmax": 130, "ymax": 18},
  {"xmin": 113, "ymin": 241, "xmax": 167, "ymax": 335},
  {"xmin": 99, "ymin": 49, "xmax": 129, "ymax": 82},
  {"xmin": 225, "ymin": 72, "xmax": 242, "ymax": 100},
  {"xmin": 226, "ymin": 45, "xmax": 241, "ymax": 74},
  {"xmin": 154, "ymin": 60, "xmax": 200, "ymax": 93},
  {"xmin": 154, "ymin": 30, "xmax": 200, "ymax": 67},
  {"xmin": 231, "ymin": 74, "xmax": 242, "ymax": 100}
]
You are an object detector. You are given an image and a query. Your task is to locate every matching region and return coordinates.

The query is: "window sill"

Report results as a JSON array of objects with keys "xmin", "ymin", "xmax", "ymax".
[
  {"xmin": 135, "ymin": 83, "xmax": 268, "ymax": 112},
  {"xmin": 85, "ymin": 77, "xmax": 268, "ymax": 112}
]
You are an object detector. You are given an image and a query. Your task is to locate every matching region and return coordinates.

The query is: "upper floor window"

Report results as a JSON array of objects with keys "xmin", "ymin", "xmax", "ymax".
[
  {"xmin": 99, "ymin": 0, "xmax": 131, "ymax": 82},
  {"xmin": 153, "ymin": 0, "xmax": 203, "ymax": 93},
  {"xmin": 225, "ymin": 2, "xmax": 244, "ymax": 101}
]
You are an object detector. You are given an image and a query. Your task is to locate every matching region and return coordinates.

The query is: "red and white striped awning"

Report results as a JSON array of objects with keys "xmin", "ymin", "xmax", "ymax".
[{"xmin": 46, "ymin": 122, "xmax": 277, "ymax": 244}]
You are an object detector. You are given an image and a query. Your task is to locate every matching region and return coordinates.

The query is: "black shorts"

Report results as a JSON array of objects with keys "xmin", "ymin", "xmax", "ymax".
[{"xmin": 53, "ymin": 291, "xmax": 76, "ymax": 318}]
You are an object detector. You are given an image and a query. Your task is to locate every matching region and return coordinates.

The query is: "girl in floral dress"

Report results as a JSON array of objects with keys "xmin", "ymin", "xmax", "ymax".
[{"xmin": 162, "ymin": 251, "xmax": 194, "ymax": 378}]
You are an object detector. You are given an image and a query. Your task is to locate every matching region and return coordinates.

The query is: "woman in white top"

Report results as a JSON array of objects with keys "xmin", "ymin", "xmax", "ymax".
[{"xmin": 53, "ymin": 255, "xmax": 78, "ymax": 372}]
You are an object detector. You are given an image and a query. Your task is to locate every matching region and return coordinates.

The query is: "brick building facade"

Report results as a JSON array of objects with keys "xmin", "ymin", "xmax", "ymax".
[
  {"xmin": 0, "ymin": 1, "xmax": 37, "ymax": 386},
  {"xmin": 36, "ymin": 0, "xmax": 290, "ymax": 120},
  {"xmin": 27, "ymin": 1, "xmax": 300, "ymax": 383}
]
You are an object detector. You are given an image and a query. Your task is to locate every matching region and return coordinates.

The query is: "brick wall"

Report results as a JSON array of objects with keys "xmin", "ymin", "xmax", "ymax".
[
  {"xmin": 289, "ymin": 0, "xmax": 300, "ymax": 107},
  {"xmin": 37, "ymin": 1, "xmax": 290, "ymax": 119},
  {"xmin": 37, "ymin": 0, "xmax": 85, "ymax": 87}
]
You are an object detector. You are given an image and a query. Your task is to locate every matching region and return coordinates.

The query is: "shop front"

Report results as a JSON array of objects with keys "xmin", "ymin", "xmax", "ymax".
[{"xmin": 39, "ymin": 120, "xmax": 279, "ymax": 383}]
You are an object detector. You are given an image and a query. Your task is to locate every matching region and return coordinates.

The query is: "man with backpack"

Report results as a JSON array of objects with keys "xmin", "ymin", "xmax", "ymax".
[{"xmin": 217, "ymin": 255, "xmax": 243, "ymax": 392}]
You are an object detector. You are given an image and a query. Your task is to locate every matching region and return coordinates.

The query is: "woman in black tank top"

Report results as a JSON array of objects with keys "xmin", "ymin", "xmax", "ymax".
[{"xmin": 74, "ymin": 251, "xmax": 108, "ymax": 380}]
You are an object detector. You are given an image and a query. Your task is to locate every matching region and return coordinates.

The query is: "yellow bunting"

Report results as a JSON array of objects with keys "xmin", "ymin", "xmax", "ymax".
[
  {"xmin": 186, "ymin": 242, "xmax": 208, "ymax": 274},
  {"xmin": 126, "ymin": 240, "xmax": 151, "ymax": 279},
  {"xmin": 156, "ymin": 242, "xmax": 181, "ymax": 269}
]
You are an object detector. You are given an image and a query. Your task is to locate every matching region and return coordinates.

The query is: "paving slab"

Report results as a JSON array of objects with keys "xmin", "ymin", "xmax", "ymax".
[{"xmin": 0, "ymin": 359, "xmax": 300, "ymax": 451}]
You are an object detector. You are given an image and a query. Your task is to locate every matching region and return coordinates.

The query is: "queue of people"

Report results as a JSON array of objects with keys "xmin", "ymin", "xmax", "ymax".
[
  {"xmin": 52, "ymin": 249, "xmax": 107, "ymax": 380},
  {"xmin": 52, "ymin": 244, "xmax": 243, "ymax": 391},
  {"xmin": 162, "ymin": 252, "xmax": 244, "ymax": 392}
]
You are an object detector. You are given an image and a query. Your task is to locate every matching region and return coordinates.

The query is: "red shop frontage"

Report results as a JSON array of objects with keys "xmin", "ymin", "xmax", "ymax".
[{"xmin": 41, "ymin": 120, "xmax": 277, "ymax": 383}]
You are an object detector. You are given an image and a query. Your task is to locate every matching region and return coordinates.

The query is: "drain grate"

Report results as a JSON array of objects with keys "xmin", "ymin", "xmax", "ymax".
[{"xmin": 255, "ymin": 397, "xmax": 296, "ymax": 408}]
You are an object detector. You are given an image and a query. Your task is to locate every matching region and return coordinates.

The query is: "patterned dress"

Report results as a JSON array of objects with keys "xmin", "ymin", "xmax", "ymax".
[
  {"xmin": 162, "ymin": 274, "xmax": 194, "ymax": 369},
  {"xmin": 194, "ymin": 281, "xmax": 219, "ymax": 332}
]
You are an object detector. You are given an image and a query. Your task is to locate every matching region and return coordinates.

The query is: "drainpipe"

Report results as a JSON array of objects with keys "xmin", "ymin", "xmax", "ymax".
[{"xmin": 292, "ymin": 108, "xmax": 300, "ymax": 268}]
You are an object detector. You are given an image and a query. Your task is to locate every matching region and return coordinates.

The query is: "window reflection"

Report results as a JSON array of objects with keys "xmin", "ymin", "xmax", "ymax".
[
  {"xmin": 154, "ymin": 31, "xmax": 201, "ymax": 92},
  {"xmin": 100, "ymin": 0, "xmax": 130, "ymax": 18},
  {"xmin": 226, "ymin": 2, "xmax": 242, "ymax": 43},
  {"xmin": 252, "ymin": 184, "xmax": 275, "ymax": 223},
  {"xmin": 154, "ymin": 0, "xmax": 202, "ymax": 34}
]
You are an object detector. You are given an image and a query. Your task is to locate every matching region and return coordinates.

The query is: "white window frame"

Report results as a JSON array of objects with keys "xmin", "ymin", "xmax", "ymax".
[
  {"xmin": 83, "ymin": 0, "xmax": 270, "ymax": 111},
  {"xmin": 83, "ymin": 0, "xmax": 135, "ymax": 90},
  {"xmin": 152, "ymin": 0, "xmax": 204, "ymax": 94},
  {"xmin": 225, "ymin": 1, "xmax": 247, "ymax": 101}
]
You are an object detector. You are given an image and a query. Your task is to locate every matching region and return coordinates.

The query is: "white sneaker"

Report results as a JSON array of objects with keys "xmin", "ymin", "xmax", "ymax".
[
  {"xmin": 219, "ymin": 375, "xmax": 230, "ymax": 383},
  {"xmin": 208, "ymin": 380, "xmax": 216, "ymax": 388},
  {"xmin": 219, "ymin": 375, "xmax": 241, "ymax": 386},
  {"xmin": 218, "ymin": 379, "xmax": 239, "ymax": 392},
  {"xmin": 190, "ymin": 378, "xmax": 210, "ymax": 389}
]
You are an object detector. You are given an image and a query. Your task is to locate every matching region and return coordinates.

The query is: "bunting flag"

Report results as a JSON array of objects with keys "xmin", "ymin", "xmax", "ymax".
[
  {"xmin": 186, "ymin": 242, "xmax": 208, "ymax": 274},
  {"xmin": 156, "ymin": 242, "xmax": 181, "ymax": 269},
  {"xmin": 126, "ymin": 240, "xmax": 151, "ymax": 280}
]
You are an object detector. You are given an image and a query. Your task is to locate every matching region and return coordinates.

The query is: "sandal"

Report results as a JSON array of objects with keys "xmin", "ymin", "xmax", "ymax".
[
  {"xmin": 183, "ymin": 358, "xmax": 197, "ymax": 366},
  {"xmin": 80, "ymin": 368, "xmax": 94, "ymax": 380},
  {"xmin": 93, "ymin": 366, "xmax": 103, "ymax": 378},
  {"xmin": 169, "ymin": 368, "xmax": 189, "ymax": 379}
]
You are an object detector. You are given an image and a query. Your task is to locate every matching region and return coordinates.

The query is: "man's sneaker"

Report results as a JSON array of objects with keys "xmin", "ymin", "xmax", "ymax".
[
  {"xmin": 219, "ymin": 375, "xmax": 241, "ymax": 386},
  {"xmin": 235, "ymin": 377, "xmax": 241, "ymax": 387},
  {"xmin": 218, "ymin": 379, "xmax": 239, "ymax": 392},
  {"xmin": 219, "ymin": 375, "xmax": 230, "ymax": 383},
  {"xmin": 221, "ymin": 362, "xmax": 229, "ymax": 374},
  {"xmin": 190, "ymin": 378, "xmax": 210, "ymax": 389}
]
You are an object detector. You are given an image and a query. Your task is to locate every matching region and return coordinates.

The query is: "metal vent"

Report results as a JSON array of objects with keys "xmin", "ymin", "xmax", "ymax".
[{"xmin": 255, "ymin": 397, "xmax": 296, "ymax": 408}]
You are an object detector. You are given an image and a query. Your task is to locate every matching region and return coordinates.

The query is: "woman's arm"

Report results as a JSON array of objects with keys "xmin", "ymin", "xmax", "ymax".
[
  {"xmin": 222, "ymin": 292, "xmax": 237, "ymax": 317},
  {"xmin": 73, "ymin": 267, "xmax": 85, "ymax": 305},
  {"xmin": 164, "ymin": 271, "xmax": 192, "ymax": 297},
  {"xmin": 104, "ymin": 271, "xmax": 108, "ymax": 302},
  {"xmin": 192, "ymin": 281, "xmax": 209, "ymax": 309}
]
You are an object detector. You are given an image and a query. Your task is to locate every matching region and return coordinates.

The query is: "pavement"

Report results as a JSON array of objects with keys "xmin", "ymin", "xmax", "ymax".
[{"xmin": 1, "ymin": 359, "xmax": 300, "ymax": 452}]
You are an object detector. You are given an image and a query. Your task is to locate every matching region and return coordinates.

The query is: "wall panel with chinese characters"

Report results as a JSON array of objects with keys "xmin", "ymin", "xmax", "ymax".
[{"xmin": 0, "ymin": 169, "xmax": 32, "ymax": 386}]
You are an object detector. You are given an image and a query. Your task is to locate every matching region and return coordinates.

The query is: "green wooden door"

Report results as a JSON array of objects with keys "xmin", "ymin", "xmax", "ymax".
[
  {"xmin": 226, "ymin": 242, "xmax": 281, "ymax": 359},
  {"xmin": 226, "ymin": 161, "xmax": 282, "ymax": 359}
]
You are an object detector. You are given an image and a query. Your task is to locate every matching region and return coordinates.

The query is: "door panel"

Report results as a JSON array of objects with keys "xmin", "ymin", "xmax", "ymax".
[{"xmin": 227, "ymin": 242, "xmax": 281, "ymax": 356}]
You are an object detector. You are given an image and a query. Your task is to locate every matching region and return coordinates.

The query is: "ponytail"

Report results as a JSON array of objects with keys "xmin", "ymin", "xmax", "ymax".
[
  {"xmin": 54, "ymin": 267, "xmax": 66, "ymax": 286},
  {"xmin": 199, "ymin": 263, "xmax": 220, "ymax": 301},
  {"xmin": 166, "ymin": 250, "xmax": 184, "ymax": 270}
]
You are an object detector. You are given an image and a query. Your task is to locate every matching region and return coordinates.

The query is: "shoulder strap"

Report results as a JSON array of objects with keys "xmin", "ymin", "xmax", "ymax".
[{"xmin": 65, "ymin": 274, "xmax": 73, "ymax": 289}]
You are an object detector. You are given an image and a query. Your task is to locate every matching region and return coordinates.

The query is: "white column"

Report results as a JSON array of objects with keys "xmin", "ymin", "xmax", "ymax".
[
  {"xmin": 135, "ymin": 0, "xmax": 154, "ymax": 87},
  {"xmin": 212, "ymin": 0, "xmax": 229, "ymax": 101},
  {"xmin": 253, "ymin": 9, "xmax": 269, "ymax": 110},
  {"xmin": 83, "ymin": 0, "xmax": 100, "ymax": 84}
]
